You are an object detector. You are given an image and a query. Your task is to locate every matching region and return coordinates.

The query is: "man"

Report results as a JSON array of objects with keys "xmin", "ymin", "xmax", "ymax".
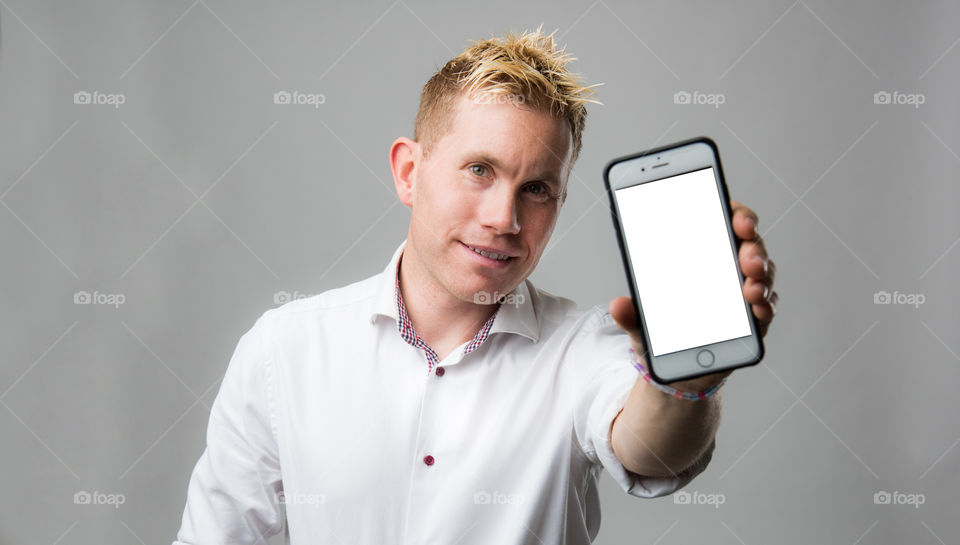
[{"xmin": 173, "ymin": 27, "xmax": 776, "ymax": 545}]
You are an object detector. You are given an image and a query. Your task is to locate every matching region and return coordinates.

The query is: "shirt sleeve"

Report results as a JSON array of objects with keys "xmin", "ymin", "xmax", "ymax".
[
  {"xmin": 570, "ymin": 306, "xmax": 714, "ymax": 498},
  {"xmin": 173, "ymin": 311, "xmax": 284, "ymax": 544}
]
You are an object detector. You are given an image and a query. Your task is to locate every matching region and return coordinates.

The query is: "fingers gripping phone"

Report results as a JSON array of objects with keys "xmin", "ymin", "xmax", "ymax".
[{"xmin": 603, "ymin": 137, "xmax": 764, "ymax": 384}]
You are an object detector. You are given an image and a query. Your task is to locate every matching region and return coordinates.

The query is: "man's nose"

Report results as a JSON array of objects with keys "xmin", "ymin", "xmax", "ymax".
[{"xmin": 480, "ymin": 185, "xmax": 520, "ymax": 234}]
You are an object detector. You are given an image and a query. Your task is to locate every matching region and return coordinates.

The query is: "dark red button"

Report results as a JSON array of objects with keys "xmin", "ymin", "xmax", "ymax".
[
  {"xmin": 435, "ymin": 366, "xmax": 445, "ymax": 377},
  {"xmin": 423, "ymin": 455, "xmax": 434, "ymax": 466}
]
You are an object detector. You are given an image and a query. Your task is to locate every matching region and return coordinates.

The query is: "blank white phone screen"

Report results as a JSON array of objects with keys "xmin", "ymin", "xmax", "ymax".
[{"xmin": 616, "ymin": 167, "xmax": 752, "ymax": 356}]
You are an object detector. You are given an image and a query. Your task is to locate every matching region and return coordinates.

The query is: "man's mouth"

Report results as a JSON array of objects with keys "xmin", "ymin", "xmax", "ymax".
[{"xmin": 462, "ymin": 243, "xmax": 515, "ymax": 261}]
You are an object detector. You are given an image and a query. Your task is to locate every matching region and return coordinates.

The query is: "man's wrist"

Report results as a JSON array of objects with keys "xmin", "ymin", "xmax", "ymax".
[
  {"xmin": 668, "ymin": 371, "xmax": 730, "ymax": 393},
  {"xmin": 629, "ymin": 346, "xmax": 727, "ymax": 401}
]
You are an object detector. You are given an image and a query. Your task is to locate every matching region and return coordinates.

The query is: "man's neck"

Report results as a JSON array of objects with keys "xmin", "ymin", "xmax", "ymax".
[{"xmin": 398, "ymin": 247, "xmax": 498, "ymax": 361}]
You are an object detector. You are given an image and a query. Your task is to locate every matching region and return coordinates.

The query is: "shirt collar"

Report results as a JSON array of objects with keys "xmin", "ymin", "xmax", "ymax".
[{"xmin": 369, "ymin": 238, "xmax": 540, "ymax": 343}]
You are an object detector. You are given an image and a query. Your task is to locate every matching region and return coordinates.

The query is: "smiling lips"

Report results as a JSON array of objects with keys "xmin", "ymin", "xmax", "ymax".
[{"xmin": 462, "ymin": 242, "xmax": 516, "ymax": 261}]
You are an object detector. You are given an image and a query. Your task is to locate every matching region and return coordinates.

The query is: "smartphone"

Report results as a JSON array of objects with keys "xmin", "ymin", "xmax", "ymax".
[{"xmin": 603, "ymin": 137, "xmax": 763, "ymax": 384}]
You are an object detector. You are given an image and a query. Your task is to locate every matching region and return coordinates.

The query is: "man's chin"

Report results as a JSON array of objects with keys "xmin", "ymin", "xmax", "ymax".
[{"xmin": 459, "ymin": 282, "xmax": 521, "ymax": 306}]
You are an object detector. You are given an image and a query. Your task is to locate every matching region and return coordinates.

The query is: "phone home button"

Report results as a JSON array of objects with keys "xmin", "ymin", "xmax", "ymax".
[{"xmin": 696, "ymin": 349, "xmax": 715, "ymax": 368}]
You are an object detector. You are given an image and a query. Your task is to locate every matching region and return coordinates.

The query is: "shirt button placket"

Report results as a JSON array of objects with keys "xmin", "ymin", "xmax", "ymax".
[
  {"xmin": 424, "ymin": 360, "xmax": 443, "ymax": 467},
  {"xmin": 422, "ymin": 355, "xmax": 441, "ymax": 470}
]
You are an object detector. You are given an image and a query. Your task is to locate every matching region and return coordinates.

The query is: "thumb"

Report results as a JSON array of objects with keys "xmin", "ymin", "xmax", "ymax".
[
  {"xmin": 609, "ymin": 296, "xmax": 648, "ymax": 358},
  {"xmin": 609, "ymin": 296, "xmax": 639, "ymax": 332}
]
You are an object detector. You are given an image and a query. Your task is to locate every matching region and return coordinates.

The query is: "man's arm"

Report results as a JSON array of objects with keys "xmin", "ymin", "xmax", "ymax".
[
  {"xmin": 608, "ymin": 201, "xmax": 776, "ymax": 478},
  {"xmin": 173, "ymin": 313, "xmax": 284, "ymax": 545},
  {"xmin": 610, "ymin": 378, "xmax": 723, "ymax": 477}
]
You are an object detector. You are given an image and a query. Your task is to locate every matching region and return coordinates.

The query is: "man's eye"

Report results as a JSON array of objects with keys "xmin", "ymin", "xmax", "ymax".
[
  {"xmin": 525, "ymin": 183, "xmax": 547, "ymax": 194},
  {"xmin": 469, "ymin": 164, "xmax": 487, "ymax": 177},
  {"xmin": 524, "ymin": 183, "xmax": 553, "ymax": 200}
]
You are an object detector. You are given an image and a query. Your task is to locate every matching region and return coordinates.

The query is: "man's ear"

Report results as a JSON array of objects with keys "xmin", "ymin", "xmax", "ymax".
[{"xmin": 390, "ymin": 137, "xmax": 419, "ymax": 208}]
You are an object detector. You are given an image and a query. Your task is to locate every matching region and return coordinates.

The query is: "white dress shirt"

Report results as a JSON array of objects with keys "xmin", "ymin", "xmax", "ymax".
[{"xmin": 173, "ymin": 238, "xmax": 713, "ymax": 545}]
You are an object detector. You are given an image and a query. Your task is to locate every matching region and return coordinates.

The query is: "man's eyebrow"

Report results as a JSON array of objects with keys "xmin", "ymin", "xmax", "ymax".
[{"xmin": 466, "ymin": 153, "xmax": 562, "ymax": 188}]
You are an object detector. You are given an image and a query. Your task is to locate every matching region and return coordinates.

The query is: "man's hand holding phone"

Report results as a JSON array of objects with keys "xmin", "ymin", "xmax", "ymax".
[
  {"xmin": 609, "ymin": 200, "xmax": 777, "ymax": 392},
  {"xmin": 605, "ymin": 138, "xmax": 777, "ymax": 475}
]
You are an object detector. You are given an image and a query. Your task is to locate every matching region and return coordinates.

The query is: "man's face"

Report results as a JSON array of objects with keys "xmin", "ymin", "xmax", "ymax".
[{"xmin": 406, "ymin": 93, "xmax": 573, "ymax": 305}]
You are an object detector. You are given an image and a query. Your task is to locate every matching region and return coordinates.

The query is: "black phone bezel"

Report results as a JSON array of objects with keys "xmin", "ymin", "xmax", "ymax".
[{"xmin": 602, "ymin": 136, "xmax": 765, "ymax": 384}]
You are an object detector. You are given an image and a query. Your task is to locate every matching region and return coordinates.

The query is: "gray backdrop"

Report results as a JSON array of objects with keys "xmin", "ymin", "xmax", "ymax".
[{"xmin": 1, "ymin": 0, "xmax": 957, "ymax": 543}]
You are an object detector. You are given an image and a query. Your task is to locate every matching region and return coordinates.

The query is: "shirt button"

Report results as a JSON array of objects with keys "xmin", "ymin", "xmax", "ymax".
[
  {"xmin": 435, "ymin": 366, "xmax": 445, "ymax": 377},
  {"xmin": 423, "ymin": 455, "xmax": 435, "ymax": 466}
]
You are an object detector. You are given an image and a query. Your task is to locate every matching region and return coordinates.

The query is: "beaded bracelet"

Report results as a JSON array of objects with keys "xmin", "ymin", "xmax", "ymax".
[{"xmin": 629, "ymin": 346, "xmax": 726, "ymax": 401}]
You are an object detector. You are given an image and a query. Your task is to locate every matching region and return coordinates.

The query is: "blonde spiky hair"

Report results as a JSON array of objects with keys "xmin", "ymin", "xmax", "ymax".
[{"xmin": 414, "ymin": 25, "xmax": 601, "ymax": 163}]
